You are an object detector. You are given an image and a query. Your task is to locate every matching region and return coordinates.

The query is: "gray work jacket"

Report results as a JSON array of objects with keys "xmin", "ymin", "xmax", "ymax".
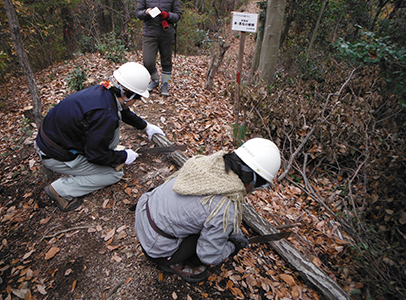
[
  {"xmin": 134, "ymin": 177, "xmax": 244, "ymax": 265},
  {"xmin": 136, "ymin": 0, "xmax": 182, "ymax": 37}
]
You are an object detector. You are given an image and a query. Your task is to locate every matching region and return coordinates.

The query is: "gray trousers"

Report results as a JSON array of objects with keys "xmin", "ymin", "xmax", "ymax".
[
  {"xmin": 35, "ymin": 115, "xmax": 124, "ymax": 200},
  {"xmin": 41, "ymin": 153, "xmax": 123, "ymax": 200},
  {"xmin": 142, "ymin": 35, "xmax": 174, "ymax": 75}
]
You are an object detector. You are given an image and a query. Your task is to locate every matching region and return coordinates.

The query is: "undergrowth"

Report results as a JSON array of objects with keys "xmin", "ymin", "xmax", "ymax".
[{"xmin": 240, "ymin": 60, "xmax": 406, "ymax": 299}]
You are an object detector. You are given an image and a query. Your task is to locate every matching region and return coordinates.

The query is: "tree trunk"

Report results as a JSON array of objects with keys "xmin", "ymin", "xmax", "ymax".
[
  {"xmin": 369, "ymin": 0, "xmax": 390, "ymax": 31},
  {"xmin": 280, "ymin": 0, "xmax": 298, "ymax": 46},
  {"xmin": 205, "ymin": 42, "xmax": 230, "ymax": 90},
  {"xmin": 61, "ymin": 5, "xmax": 78, "ymax": 58},
  {"xmin": 3, "ymin": 0, "xmax": 42, "ymax": 128},
  {"xmin": 150, "ymin": 134, "xmax": 352, "ymax": 300},
  {"xmin": 306, "ymin": 0, "xmax": 328, "ymax": 60},
  {"xmin": 258, "ymin": 0, "xmax": 286, "ymax": 85},
  {"xmin": 249, "ymin": 27, "xmax": 263, "ymax": 84}
]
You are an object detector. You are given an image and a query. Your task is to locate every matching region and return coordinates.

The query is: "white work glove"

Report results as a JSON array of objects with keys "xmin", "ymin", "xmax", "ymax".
[
  {"xmin": 124, "ymin": 149, "xmax": 139, "ymax": 165},
  {"xmin": 145, "ymin": 123, "xmax": 165, "ymax": 141}
]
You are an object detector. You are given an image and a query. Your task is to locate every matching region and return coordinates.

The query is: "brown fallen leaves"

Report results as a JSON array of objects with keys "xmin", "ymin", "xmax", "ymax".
[
  {"xmin": 44, "ymin": 247, "xmax": 60, "ymax": 260},
  {"xmin": 0, "ymin": 11, "xmax": 367, "ymax": 297}
]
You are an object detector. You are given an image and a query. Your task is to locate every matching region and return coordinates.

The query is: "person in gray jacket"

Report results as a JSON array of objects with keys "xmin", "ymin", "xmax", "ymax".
[
  {"xmin": 135, "ymin": 138, "xmax": 281, "ymax": 282},
  {"xmin": 136, "ymin": 0, "xmax": 181, "ymax": 96}
]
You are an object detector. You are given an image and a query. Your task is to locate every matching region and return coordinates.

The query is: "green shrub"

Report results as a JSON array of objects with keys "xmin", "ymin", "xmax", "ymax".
[
  {"xmin": 96, "ymin": 32, "xmax": 126, "ymax": 63},
  {"xmin": 0, "ymin": 51, "xmax": 9, "ymax": 82},
  {"xmin": 176, "ymin": 8, "xmax": 214, "ymax": 55},
  {"xmin": 232, "ymin": 123, "xmax": 247, "ymax": 146},
  {"xmin": 335, "ymin": 30, "xmax": 406, "ymax": 103},
  {"xmin": 79, "ymin": 35, "xmax": 98, "ymax": 54},
  {"xmin": 66, "ymin": 65, "xmax": 87, "ymax": 91}
]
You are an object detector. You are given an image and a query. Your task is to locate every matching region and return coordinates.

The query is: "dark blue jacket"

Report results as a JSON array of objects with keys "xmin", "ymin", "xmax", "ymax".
[{"xmin": 35, "ymin": 85, "xmax": 147, "ymax": 167}]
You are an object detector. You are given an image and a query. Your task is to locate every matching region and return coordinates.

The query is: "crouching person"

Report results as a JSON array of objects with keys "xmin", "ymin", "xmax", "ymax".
[
  {"xmin": 35, "ymin": 62, "xmax": 165, "ymax": 212},
  {"xmin": 134, "ymin": 138, "xmax": 281, "ymax": 282}
]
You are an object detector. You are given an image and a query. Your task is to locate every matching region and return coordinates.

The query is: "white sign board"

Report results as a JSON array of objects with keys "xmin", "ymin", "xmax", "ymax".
[{"xmin": 231, "ymin": 12, "xmax": 258, "ymax": 33}]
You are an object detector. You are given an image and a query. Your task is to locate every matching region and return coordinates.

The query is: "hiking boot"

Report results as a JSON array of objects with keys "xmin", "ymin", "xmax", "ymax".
[
  {"xmin": 161, "ymin": 82, "xmax": 170, "ymax": 96},
  {"xmin": 157, "ymin": 263, "xmax": 208, "ymax": 283},
  {"xmin": 147, "ymin": 80, "xmax": 159, "ymax": 92},
  {"xmin": 44, "ymin": 185, "xmax": 82, "ymax": 212}
]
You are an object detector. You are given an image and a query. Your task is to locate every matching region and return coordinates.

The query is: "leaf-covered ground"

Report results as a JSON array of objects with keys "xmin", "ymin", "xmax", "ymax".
[{"xmin": 0, "ymin": 3, "xmax": 367, "ymax": 300}]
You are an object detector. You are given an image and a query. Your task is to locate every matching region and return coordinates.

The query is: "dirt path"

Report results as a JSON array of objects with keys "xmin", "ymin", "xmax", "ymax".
[{"xmin": 0, "ymin": 2, "xmax": 329, "ymax": 300}]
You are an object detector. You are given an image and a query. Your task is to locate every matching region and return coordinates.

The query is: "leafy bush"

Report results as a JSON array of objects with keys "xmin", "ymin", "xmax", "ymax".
[
  {"xmin": 79, "ymin": 35, "xmax": 98, "ymax": 54},
  {"xmin": 0, "ymin": 51, "xmax": 10, "ymax": 81},
  {"xmin": 96, "ymin": 32, "xmax": 126, "ymax": 63},
  {"xmin": 66, "ymin": 65, "xmax": 87, "ymax": 92},
  {"xmin": 334, "ymin": 30, "xmax": 406, "ymax": 104},
  {"xmin": 232, "ymin": 123, "xmax": 247, "ymax": 147},
  {"xmin": 176, "ymin": 8, "xmax": 215, "ymax": 55}
]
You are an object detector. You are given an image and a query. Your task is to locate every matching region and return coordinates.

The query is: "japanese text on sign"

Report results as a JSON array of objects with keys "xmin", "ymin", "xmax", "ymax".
[{"xmin": 231, "ymin": 12, "xmax": 258, "ymax": 33}]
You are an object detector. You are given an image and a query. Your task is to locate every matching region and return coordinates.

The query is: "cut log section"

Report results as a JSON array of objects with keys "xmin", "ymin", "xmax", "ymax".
[{"xmin": 150, "ymin": 133, "xmax": 352, "ymax": 300}]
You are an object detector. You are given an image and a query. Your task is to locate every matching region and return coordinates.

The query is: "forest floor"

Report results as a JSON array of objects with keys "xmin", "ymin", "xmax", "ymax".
[{"xmin": 0, "ymin": 2, "xmax": 365, "ymax": 300}]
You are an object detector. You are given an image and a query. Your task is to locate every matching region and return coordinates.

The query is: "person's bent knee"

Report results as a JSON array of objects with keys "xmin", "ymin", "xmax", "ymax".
[{"xmin": 111, "ymin": 169, "xmax": 124, "ymax": 183}]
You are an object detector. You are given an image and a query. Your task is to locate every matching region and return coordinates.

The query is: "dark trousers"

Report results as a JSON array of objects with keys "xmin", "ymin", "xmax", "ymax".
[
  {"xmin": 142, "ymin": 35, "xmax": 174, "ymax": 76},
  {"xmin": 143, "ymin": 234, "xmax": 202, "ymax": 267}
]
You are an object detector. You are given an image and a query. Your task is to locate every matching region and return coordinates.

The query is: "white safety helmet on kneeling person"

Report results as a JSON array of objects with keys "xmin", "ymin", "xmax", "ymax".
[
  {"xmin": 113, "ymin": 62, "xmax": 150, "ymax": 99},
  {"xmin": 234, "ymin": 138, "xmax": 281, "ymax": 185}
]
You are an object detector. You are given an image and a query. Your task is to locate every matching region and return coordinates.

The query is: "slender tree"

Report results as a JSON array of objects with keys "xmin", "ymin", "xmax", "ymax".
[
  {"xmin": 306, "ymin": 0, "xmax": 328, "ymax": 60},
  {"xmin": 3, "ymin": 0, "xmax": 42, "ymax": 127},
  {"xmin": 258, "ymin": 0, "xmax": 287, "ymax": 85}
]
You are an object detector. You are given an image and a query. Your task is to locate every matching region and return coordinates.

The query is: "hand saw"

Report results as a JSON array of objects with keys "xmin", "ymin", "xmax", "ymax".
[
  {"xmin": 137, "ymin": 144, "xmax": 187, "ymax": 154},
  {"xmin": 248, "ymin": 231, "xmax": 292, "ymax": 244}
]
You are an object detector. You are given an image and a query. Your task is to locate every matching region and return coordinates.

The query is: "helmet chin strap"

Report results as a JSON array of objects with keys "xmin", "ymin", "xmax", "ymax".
[
  {"xmin": 110, "ymin": 76, "xmax": 136, "ymax": 108},
  {"xmin": 239, "ymin": 163, "xmax": 269, "ymax": 192}
]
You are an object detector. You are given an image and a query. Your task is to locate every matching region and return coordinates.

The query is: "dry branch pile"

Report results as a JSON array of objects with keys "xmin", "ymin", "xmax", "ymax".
[{"xmin": 239, "ymin": 61, "xmax": 406, "ymax": 298}]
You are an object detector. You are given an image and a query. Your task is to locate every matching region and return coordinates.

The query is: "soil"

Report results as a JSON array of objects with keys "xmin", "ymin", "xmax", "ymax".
[{"xmin": 0, "ymin": 75, "xmax": 245, "ymax": 300}]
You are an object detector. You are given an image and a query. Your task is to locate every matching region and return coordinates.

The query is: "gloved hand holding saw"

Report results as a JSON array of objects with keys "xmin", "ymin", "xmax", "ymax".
[
  {"xmin": 229, "ymin": 233, "xmax": 249, "ymax": 256},
  {"xmin": 124, "ymin": 149, "xmax": 139, "ymax": 165}
]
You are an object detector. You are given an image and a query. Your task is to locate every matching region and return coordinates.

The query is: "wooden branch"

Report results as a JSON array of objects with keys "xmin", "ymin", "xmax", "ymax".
[
  {"xmin": 150, "ymin": 134, "xmax": 352, "ymax": 300},
  {"xmin": 254, "ymin": 107, "xmax": 273, "ymax": 142},
  {"xmin": 43, "ymin": 225, "xmax": 90, "ymax": 239},
  {"xmin": 337, "ymin": 67, "xmax": 358, "ymax": 96},
  {"xmin": 205, "ymin": 42, "xmax": 230, "ymax": 90},
  {"xmin": 278, "ymin": 127, "xmax": 315, "ymax": 181}
]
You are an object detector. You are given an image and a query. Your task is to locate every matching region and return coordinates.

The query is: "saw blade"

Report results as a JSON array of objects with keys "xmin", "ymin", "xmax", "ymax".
[
  {"xmin": 248, "ymin": 232, "xmax": 292, "ymax": 244},
  {"xmin": 138, "ymin": 144, "xmax": 187, "ymax": 154}
]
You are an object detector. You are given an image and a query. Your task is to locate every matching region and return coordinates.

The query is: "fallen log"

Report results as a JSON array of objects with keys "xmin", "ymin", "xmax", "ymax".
[
  {"xmin": 151, "ymin": 134, "xmax": 352, "ymax": 300},
  {"xmin": 151, "ymin": 134, "xmax": 189, "ymax": 167}
]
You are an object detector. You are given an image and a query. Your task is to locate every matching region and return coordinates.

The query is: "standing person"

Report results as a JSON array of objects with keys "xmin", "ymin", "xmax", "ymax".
[
  {"xmin": 35, "ymin": 62, "xmax": 165, "ymax": 212},
  {"xmin": 136, "ymin": 0, "xmax": 182, "ymax": 97},
  {"xmin": 135, "ymin": 138, "xmax": 281, "ymax": 282}
]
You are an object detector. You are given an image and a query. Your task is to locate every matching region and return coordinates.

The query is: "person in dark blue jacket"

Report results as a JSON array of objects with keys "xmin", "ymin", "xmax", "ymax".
[{"xmin": 34, "ymin": 62, "xmax": 165, "ymax": 211}]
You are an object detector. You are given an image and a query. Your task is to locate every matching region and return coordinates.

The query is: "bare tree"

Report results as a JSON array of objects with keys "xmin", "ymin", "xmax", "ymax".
[
  {"xmin": 3, "ymin": 0, "xmax": 42, "ymax": 127},
  {"xmin": 257, "ymin": 0, "xmax": 287, "ymax": 85},
  {"xmin": 249, "ymin": 24, "xmax": 264, "ymax": 84},
  {"xmin": 306, "ymin": 0, "xmax": 328, "ymax": 60}
]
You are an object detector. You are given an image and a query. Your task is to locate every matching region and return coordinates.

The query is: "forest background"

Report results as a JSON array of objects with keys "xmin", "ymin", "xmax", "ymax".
[{"xmin": 1, "ymin": 0, "xmax": 405, "ymax": 299}]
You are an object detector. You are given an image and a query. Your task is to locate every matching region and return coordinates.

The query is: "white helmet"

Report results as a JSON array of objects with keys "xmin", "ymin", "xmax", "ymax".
[
  {"xmin": 113, "ymin": 62, "xmax": 150, "ymax": 98},
  {"xmin": 234, "ymin": 138, "xmax": 281, "ymax": 182}
]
